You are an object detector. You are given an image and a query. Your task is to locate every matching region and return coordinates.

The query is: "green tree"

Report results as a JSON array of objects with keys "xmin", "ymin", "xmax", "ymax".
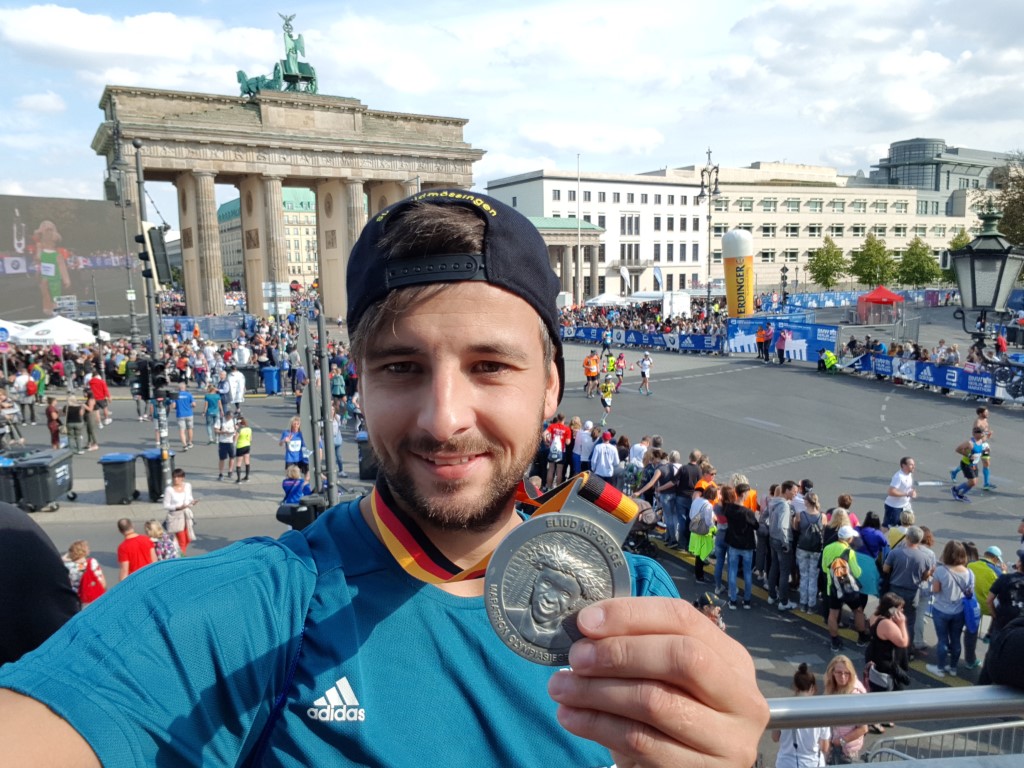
[
  {"xmin": 849, "ymin": 232, "xmax": 897, "ymax": 287},
  {"xmin": 942, "ymin": 227, "xmax": 972, "ymax": 283},
  {"xmin": 805, "ymin": 236, "xmax": 848, "ymax": 289},
  {"xmin": 897, "ymin": 236, "xmax": 943, "ymax": 287},
  {"xmin": 991, "ymin": 151, "xmax": 1024, "ymax": 247}
]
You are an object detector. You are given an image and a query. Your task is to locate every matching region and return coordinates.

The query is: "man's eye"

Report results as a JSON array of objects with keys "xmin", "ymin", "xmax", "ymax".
[
  {"xmin": 475, "ymin": 361, "xmax": 508, "ymax": 374},
  {"xmin": 383, "ymin": 362, "xmax": 417, "ymax": 374}
]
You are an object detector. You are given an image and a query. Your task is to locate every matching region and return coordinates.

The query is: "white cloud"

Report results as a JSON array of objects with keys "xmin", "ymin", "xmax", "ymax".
[
  {"xmin": 16, "ymin": 90, "xmax": 66, "ymax": 113},
  {"xmin": 519, "ymin": 121, "xmax": 663, "ymax": 156}
]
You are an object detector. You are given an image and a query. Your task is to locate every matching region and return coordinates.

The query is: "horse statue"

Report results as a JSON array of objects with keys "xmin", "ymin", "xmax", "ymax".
[{"xmin": 237, "ymin": 63, "xmax": 284, "ymax": 97}]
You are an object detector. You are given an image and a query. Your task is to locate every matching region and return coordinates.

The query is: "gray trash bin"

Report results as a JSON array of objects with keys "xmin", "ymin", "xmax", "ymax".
[{"xmin": 99, "ymin": 453, "xmax": 140, "ymax": 505}]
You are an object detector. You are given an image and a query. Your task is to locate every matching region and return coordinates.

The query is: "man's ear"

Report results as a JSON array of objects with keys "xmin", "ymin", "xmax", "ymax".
[{"xmin": 543, "ymin": 360, "xmax": 560, "ymax": 420}]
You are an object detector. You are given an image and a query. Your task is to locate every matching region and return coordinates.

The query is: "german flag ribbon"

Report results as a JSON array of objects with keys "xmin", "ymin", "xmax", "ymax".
[{"xmin": 371, "ymin": 472, "xmax": 640, "ymax": 585}]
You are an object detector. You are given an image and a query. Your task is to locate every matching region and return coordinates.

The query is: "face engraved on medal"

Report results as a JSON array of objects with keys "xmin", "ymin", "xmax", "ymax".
[{"xmin": 486, "ymin": 513, "xmax": 630, "ymax": 665}]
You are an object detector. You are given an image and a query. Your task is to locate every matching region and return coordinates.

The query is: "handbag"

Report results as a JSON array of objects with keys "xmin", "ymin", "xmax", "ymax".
[
  {"xmin": 827, "ymin": 743, "xmax": 853, "ymax": 765},
  {"xmin": 866, "ymin": 662, "xmax": 895, "ymax": 692},
  {"xmin": 78, "ymin": 559, "xmax": 106, "ymax": 604}
]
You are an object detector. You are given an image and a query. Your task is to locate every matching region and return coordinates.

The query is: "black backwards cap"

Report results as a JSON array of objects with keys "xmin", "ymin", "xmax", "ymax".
[{"xmin": 346, "ymin": 189, "xmax": 565, "ymax": 399}]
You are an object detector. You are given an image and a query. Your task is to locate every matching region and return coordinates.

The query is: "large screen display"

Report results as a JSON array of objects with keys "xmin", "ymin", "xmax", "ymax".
[{"xmin": 0, "ymin": 194, "xmax": 140, "ymax": 323}]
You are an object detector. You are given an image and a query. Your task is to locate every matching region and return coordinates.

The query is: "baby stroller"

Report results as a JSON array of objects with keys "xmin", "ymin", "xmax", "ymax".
[{"xmin": 623, "ymin": 498, "xmax": 659, "ymax": 560}]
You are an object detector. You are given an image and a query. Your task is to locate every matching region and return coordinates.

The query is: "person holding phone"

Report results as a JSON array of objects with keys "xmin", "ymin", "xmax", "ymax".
[{"xmin": 162, "ymin": 469, "xmax": 198, "ymax": 556}]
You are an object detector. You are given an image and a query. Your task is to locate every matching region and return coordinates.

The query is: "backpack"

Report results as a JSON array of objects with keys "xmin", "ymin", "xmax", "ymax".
[
  {"xmin": 547, "ymin": 430, "xmax": 563, "ymax": 462},
  {"xmin": 77, "ymin": 558, "xmax": 106, "ymax": 604},
  {"xmin": 26, "ymin": 379, "xmax": 38, "ymax": 396},
  {"xmin": 796, "ymin": 511, "xmax": 824, "ymax": 552},
  {"xmin": 829, "ymin": 549, "xmax": 861, "ymax": 599},
  {"xmin": 950, "ymin": 570, "xmax": 981, "ymax": 635}
]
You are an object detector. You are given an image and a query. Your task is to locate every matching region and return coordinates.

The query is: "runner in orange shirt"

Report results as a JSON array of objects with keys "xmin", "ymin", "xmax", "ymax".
[{"xmin": 583, "ymin": 349, "xmax": 600, "ymax": 398}]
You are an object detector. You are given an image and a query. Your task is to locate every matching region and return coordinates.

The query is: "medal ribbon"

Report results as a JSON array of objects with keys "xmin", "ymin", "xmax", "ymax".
[{"xmin": 371, "ymin": 472, "xmax": 640, "ymax": 585}]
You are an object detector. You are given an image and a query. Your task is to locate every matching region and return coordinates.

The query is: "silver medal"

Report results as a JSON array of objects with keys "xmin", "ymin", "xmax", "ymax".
[{"xmin": 485, "ymin": 478, "xmax": 633, "ymax": 665}]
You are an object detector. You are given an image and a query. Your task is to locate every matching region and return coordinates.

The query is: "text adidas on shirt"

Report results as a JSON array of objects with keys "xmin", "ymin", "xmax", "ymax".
[{"xmin": 307, "ymin": 676, "xmax": 366, "ymax": 722}]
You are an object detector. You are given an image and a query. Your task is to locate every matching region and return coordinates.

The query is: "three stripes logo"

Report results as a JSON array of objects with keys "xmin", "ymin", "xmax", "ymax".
[{"xmin": 307, "ymin": 677, "xmax": 366, "ymax": 722}]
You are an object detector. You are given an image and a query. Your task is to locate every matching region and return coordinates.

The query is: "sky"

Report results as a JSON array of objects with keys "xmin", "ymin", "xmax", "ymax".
[{"xmin": 2, "ymin": 0, "xmax": 1023, "ymax": 230}]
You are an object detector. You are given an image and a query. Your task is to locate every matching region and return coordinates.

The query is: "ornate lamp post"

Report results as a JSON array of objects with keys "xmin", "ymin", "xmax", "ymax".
[
  {"xmin": 695, "ymin": 148, "xmax": 720, "ymax": 315},
  {"xmin": 950, "ymin": 201, "xmax": 1024, "ymax": 395}
]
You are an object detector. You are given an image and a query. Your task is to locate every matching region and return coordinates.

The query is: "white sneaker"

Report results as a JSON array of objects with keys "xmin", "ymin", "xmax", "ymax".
[
  {"xmin": 948, "ymin": 667, "xmax": 958, "ymax": 677},
  {"xmin": 767, "ymin": 596, "xmax": 776, "ymax": 606},
  {"xmin": 925, "ymin": 664, "xmax": 946, "ymax": 677},
  {"xmin": 104, "ymin": 418, "xmax": 113, "ymax": 425},
  {"xmin": 778, "ymin": 601, "xmax": 797, "ymax": 611}
]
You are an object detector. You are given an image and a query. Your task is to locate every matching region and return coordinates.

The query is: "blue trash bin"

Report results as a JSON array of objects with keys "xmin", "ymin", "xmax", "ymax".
[
  {"xmin": 139, "ymin": 448, "xmax": 175, "ymax": 502},
  {"xmin": 98, "ymin": 453, "xmax": 139, "ymax": 505},
  {"xmin": 261, "ymin": 366, "xmax": 280, "ymax": 395}
]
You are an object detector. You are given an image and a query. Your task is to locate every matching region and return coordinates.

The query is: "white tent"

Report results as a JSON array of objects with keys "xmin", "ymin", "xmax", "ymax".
[
  {"xmin": 0, "ymin": 319, "xmax": 31, "ymax": 341},
  {"xmin": 13, "ymin": 316, "xmax": 111, "ymax": 345},
  {"xmin": 584, "ymin": 292, "xmax": 631, "ymax": 307}
]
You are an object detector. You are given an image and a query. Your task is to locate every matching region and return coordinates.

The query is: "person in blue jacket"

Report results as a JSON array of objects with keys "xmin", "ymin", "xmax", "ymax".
[
  {"xmin": 0, "ymin": 189, "xmax": 768, "ymax": 767},
  {"xmin": 281, "ymin": 464, "xmax": 311, "ymax": 503}
]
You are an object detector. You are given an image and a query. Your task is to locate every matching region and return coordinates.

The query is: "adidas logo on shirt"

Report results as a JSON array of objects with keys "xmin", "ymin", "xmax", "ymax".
[{"xmin": 307, "ymin": 676, "xmax": 366, "ymax": 722}]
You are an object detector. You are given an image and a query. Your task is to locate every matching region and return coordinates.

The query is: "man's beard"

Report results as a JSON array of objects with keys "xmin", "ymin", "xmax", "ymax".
[{"xmin": 373, "ymin": 424, "xmax": 543, "ymax": 533}]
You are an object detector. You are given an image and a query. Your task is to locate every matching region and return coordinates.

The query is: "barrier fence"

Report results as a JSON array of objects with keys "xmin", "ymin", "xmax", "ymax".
[{"xmin": 562, "ymin": 321, "xmax": 1024, "ymax": 403}]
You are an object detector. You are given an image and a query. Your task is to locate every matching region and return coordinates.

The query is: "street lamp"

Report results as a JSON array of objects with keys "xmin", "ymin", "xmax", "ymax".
[
  {"xmin": 949, "ymin": 201, "xmax": 1024, "ymax": 395},
  {"xmin": 695, "ymin": 147, "xmax": 720, "ymax": 316}
]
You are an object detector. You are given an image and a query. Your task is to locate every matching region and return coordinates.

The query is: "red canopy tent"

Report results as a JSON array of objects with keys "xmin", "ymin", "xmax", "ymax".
[{"xmin": 857, "ymin": 285, "xmax": 905, "ymax": 324}]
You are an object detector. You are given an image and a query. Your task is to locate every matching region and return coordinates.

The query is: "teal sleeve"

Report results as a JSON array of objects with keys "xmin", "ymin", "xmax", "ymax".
[
  {"xmin": 0, "ymin": 538, "xmax": 315, "ymax": 767},
  {"xmin": 628, "ymin": 553, "xmax": 680, "ymax": 598}
]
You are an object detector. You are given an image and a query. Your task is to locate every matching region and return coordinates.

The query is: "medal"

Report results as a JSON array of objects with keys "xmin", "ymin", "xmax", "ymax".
[{"xmin": 485, "ymin": 474, "xmax": 638, "ymax": 665}]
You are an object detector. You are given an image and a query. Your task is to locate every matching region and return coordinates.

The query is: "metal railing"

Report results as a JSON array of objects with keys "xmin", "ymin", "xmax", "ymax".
[
  {"xmin": 866, "ymin": 722, "xmax": 1024, "ymax": 762},
  {"xmin": 767, "ymin": 686, "xmax": 1024, "ymax": 729}
]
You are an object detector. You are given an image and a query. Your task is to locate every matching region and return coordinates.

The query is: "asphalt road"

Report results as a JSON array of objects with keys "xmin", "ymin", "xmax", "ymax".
[{"xmin": 18, "ymin": 304, "xmax": 1022, "ymax": 764}]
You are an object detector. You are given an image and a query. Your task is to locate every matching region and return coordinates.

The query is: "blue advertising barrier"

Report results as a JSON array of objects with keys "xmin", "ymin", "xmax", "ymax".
[
  {"xmin": 854, "ymin": 355, "xmax": 999, "ymax": 399},
  {"xmin": 561, "ymin": 326, "xmax": 721, "ymax": 352},
  {"xmin": 727, "ymin": 318, "xmax": 840, "ymax": 361},
  {"xmin": 766, "ymin": 289, "xmax": 929, "ymax": 312}
]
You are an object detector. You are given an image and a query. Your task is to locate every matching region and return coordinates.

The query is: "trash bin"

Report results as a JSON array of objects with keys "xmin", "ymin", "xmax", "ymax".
[
  {"xmin": 99, "ymin": 453, "xmax": 140, "ymax": 505},
  {"xmin": 240, "ymin": 365, "xmax": 260, "ymax": 393},
  {"xmin": 15, "ymin": 448, "xmax": 75, "ymax": 512},
  {"xmin": 260, "ymin": 366, "xmax": 280, "ymax": 395},
  {"xmin": 139, "ymin": 448, "xmax": 175, "ymax": 502},
  {"xmin": 0, "ymin": 456, "xmax": 18, "ymax": 504},
  {"xmin": 356, "ymin": 430, "xmax": 378, "ymax": 481}
]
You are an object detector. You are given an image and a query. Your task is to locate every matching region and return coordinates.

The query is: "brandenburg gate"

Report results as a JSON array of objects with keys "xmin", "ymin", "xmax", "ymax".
[{"xmin": 90, "ymin": 26, "xmax": 482, "ymax": 320}]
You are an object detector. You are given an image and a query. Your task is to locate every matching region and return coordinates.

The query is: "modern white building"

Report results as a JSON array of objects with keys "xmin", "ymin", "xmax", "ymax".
[{"xmin": 487, "ymin": 152, "xmax": 985, "ymax": 300}]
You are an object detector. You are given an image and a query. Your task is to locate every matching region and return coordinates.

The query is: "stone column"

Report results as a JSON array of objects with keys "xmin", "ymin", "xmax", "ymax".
[
  {"xmin": 263, "ymin": 176, "xmax": 288, "ymax": 319},
  {"xmin": 174, "ymin": 173, "xmax": 202, "ymax": 317},
  {"xmin": 238, "ymin": 176, "xmax": 267, "ymax": 318},
  {"xmin": 573, "ymin": 244, "xmax": 583, "ymax": 306},
  {"xmin": 193, "ymin": 170, "xmax": 225, "ymax": 316},
  {"xmin": 315, "ymin": 178, "xmax": 349, "ymax": 323},
  {"xmin": 402, "ymin": 178, "xmax": 420, "ymax": 197},
  {"xmin": 589, "ymin": 246, "xmax": 599, "ymax": 300},
  {"xmin": 560, "ymin": 245, "xmax": 572, "ymax": 294},
  {"xmin": 345, "ymin": 179, "xmax": 367, "ymax": 256}
]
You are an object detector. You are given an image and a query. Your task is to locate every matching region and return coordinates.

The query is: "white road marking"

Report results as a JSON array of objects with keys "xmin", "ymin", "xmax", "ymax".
[{"xmin": 745, "ymin": 418, "xmax": 782, "ymax": 428}]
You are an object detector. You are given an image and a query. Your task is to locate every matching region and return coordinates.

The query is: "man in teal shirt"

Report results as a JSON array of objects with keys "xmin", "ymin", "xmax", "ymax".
[{"xmin": 0, "ymin": 190, "xmax": 768, "ymax": 767}]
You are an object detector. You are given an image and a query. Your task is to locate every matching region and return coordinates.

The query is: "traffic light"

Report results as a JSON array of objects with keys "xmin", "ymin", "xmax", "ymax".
[
  {"xmin": 135, "ymin": 358, "xmax": 152, "ymax": 401},
  {"xmin": 152, "ymin": 361, "xmax": 168, "ymax": 393},
  {"xmin": 135, "ymin": 221, "xmax": 165, "ymax": 290},
  {"xmin": 91, "ymin": 320, "xmax": 101, "ymax": 340}
]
